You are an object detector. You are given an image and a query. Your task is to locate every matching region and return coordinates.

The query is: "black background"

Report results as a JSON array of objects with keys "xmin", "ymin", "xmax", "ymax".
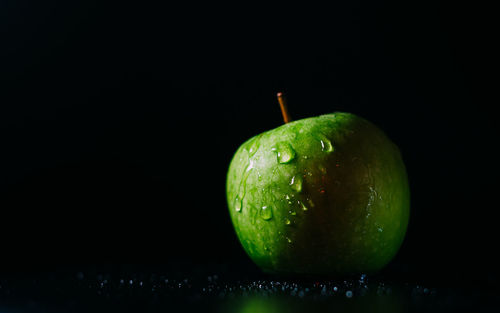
[{"xmin": 0, "ymin": 0, "xmax": 498, "ymax": 286}]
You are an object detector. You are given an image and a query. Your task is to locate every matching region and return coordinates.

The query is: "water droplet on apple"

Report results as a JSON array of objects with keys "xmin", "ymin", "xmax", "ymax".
[
  {"xmin": 260, "ymin": 206, "xmax": 273, "ymax": 220},
  {"xmin": 272, "ymin": 142, "xmax": 296, "ymax": 164},
  {"xmin": 317, "ymin": 134, "xmax": 334, "ymax": 153},
  {"xmin": 246, "ymin": 159, "xmax": 255, "ymax": 172},
  {"xmin": 234, "ymin": 158, "xmax": 254, "ymax": 210},
  {"xmin": 367, "ymin": 186, "xmax": 376, "ymax": 214},
  {"xmin": 248, "ymin": 139, "xmax": 260, "ymax": 156},
  {"xmin": 235, "ymin": 196, "xmax": 242, "ymax": 212},
  {"xmin": 289, "ymin": 175, "xmax": 303, "ymax": 192},
  {"xmin": 299, "ymin": 200, "xmax": 308, "ymax": 211}
]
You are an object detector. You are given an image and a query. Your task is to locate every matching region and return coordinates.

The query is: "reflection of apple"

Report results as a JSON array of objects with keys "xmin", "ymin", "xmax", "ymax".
[{"xmin": 226, "ymin": 93, "xmax": 410, "ymax": 276}]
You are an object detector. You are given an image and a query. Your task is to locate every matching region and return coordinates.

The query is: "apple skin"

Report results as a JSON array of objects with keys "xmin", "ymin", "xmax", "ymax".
[{"xmin": 226, "ymin": 112, "xmax": 410, "ymax": 276}]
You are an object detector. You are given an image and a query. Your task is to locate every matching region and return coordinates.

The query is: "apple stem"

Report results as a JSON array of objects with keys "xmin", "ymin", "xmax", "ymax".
[{"xmin": 277, "ymin": 92, "xmax": 292, "ymax": 124}]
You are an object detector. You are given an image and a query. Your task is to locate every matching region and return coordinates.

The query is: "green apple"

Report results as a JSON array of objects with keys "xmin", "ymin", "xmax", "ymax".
[{"xmin": 226, "ymin": 99, "xmax": 409, "ymax": 276}]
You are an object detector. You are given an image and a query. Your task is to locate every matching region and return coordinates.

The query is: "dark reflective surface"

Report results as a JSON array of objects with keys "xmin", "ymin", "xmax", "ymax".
[{"xmin": 1, "ymin": 263, "xmax": 498, "ymax": 313}]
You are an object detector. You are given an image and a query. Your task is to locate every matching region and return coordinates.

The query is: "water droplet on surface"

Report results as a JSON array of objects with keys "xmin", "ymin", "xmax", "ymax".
[
  {"xmin": 289, "ymin": 175, "xmax": 303, "ymax": 192},
  {"xmin": 346, "ymin": 290, "xmax": 353, "ymax": 298},
  {"xmin": 235, "ymin": 196, "xmax": 242, "ymax": 212},
  {"xmin": 272, "ymin": 142, "xmax": 296, "ymax": 164},
  {"xmin": 377, "ymin": 227, "xmax": 383, "ymax": 232},
  {"xmin": 260, "ymin": 206, "xmax": 273, "ymax": 220},
  {"xmin": 317, "ymin": 134, "xmax": 334, "ymax": 152}
]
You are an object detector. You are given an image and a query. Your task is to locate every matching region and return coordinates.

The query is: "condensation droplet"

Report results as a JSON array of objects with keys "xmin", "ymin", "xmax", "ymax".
[
  {"xmin": 289, "ymin": 175, "xmax": 303, "ymax": 192},
  {"xmin": 246, "ymin": 159, "xmax": 255, "ymax": 172},
  {"xmin": 299, "ymin": 201, "xmax": 308, "ymax": 211},
  {"xmin": 272, "ymin": 142, "xmax": 296, "ymax": 164},
  {"xmin": 317, "ymin": 134, "xmax": 334, "ymax": 153},
  {"xmin": 235, "ymin": 196, "xmax": 242, "ymax": 212},
  {"xmin": 234, "ymin": 152, "xmax": 255, "ymax": 213},
  {"xmin": 248, "ymin": 138, "xmax": 260, "ymax": 156},
  {"xmin": 260, "ymin": 206, "xmax": 273, "ymax": 220}
]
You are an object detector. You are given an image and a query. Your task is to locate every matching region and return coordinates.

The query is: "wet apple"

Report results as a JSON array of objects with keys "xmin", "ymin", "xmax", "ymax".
[{"xmin": 226, "ymin": 93, "xmax": 410, "ymax": 276}]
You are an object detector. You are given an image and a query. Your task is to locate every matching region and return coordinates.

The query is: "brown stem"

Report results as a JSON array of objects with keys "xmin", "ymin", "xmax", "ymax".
[{"xmin": 277, "ymin": 92, "xmax": 292, "ymax": 124}]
